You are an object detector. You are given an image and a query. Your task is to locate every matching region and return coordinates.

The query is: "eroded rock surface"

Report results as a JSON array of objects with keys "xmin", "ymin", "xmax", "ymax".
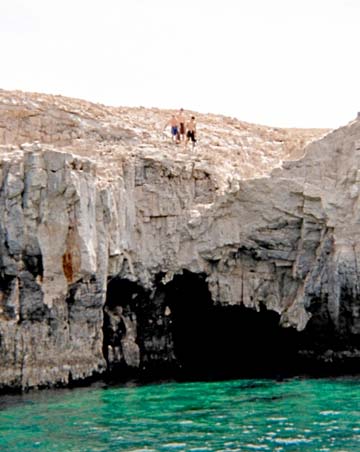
[{"xmin": 0, "ymin": 89, "xmax": 358, "ymax": 391}]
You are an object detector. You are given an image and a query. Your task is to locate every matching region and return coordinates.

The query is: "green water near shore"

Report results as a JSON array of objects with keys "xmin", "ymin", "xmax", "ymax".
[{"xmin": 0, "ymin": 378, "xmax": 359, "ymax": 451}]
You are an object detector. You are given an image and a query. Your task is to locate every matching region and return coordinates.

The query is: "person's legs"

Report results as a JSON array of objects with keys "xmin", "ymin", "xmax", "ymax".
[
  {"xmin": 180, "ymin": 123, "xmax": 185, "ymax": 141},
  {"xmin": 192, "ymin": 135, "xmax": 196, "ymax": 148},
  {"xmin": 188, "ymin": 131, "xmax": 196, "ymax": 148},
  {"xmin": 185, "ymin": 130, "xmax": 192, "ymax": 148},
  {"xmin": 171, "ymin": 126, "xmax": 178, "ymax": 142}
]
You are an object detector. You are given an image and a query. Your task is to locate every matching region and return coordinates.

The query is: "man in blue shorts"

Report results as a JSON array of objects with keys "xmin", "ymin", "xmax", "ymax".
[{"xmin": 165, "ymin": 115, "xmax": 180, "ymax": 143}]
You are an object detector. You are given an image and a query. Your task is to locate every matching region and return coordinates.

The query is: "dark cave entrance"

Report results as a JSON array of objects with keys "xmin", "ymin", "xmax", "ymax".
[
  {"xmin": 102, "ymin": 271, "xmax": 348, "ymax": 382},
  {"xmin": 164, "ymin": 271, "xmax": 301, "ymax": 379}
]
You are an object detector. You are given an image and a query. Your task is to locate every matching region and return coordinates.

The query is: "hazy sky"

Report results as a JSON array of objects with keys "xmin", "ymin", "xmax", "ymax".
[{"xmin": 1, "ymin": 0, "xmax": 359, "ymax": 128}]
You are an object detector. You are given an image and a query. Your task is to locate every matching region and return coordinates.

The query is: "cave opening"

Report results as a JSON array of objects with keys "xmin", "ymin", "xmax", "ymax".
[
  {"xmin": 102, "ymin": 271, "xmax": 344, "ymax": 383},
  {"xmin": 164, "ymin": 270, "xmax": 302, "ymax": 380}
]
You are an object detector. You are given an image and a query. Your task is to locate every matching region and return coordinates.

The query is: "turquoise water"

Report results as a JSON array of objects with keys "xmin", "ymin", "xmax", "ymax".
[{"xmin": 0, "ymin": 378, "xmax": 359, "ymax": 451}]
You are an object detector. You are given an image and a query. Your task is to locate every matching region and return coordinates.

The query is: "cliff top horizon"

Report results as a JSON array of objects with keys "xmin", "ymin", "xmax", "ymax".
[{"xmin": 0, "ymin": 88, "xmax": 331, "ymax": 190}]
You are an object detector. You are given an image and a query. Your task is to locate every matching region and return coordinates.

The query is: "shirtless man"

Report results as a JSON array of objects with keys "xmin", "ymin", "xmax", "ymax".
[
  {"xmin": 178, "ymin": 108, "xmax": 186, "ymax": 141},
  {"xmin": 165, "ymin": 115, "xmax": 180, "ymax": 143},
  {"xmin": 186, "ymin": 116, "xmax": 197, "ymax": 148}
]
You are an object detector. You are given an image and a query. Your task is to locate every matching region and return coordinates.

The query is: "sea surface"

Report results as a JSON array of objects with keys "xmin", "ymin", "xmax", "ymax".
[{"xmin": 0, "ymin": 377, "xmax": 359, "ymax": 451}]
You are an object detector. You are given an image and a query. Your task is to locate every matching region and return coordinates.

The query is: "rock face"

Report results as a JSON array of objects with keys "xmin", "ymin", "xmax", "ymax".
[{"xmin": 0, "ymin": 89, "xmax": 358, "ymax": 391}]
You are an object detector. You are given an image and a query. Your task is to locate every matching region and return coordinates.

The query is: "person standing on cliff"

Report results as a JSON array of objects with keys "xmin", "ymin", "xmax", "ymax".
[
  {"xmin": 164, "ymin": 115, "xmax": 180, "ymax": 143},
  {"xmin": 178, "ymin": 108, "xmax": 186, "ymax": 141},
  {"xmin": 186, "ymin": 116, "xmax": 197, "ymax": 148}
]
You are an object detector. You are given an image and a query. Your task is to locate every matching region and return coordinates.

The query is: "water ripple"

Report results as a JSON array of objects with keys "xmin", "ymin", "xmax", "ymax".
[{"xmin": 0, "ymin": 377, "xmax": 359, "ymax": 451}]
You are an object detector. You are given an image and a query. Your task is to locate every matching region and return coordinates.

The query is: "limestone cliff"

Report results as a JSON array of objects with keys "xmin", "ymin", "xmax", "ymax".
[{"xmin": 0, "ymin": 89, "xmax": 358, "ymax": 391}]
